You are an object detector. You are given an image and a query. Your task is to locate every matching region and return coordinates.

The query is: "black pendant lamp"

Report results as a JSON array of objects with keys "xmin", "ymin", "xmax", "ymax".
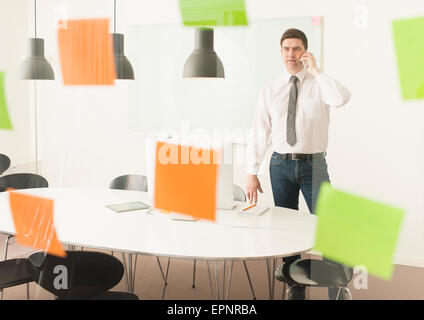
[
  {"xmin": 111, "ymin": 0, "xmax": 134, "ymax": 80},
  {"xmin": 19, "ymin": 0, "xmax": 55, "ymax": 80},
  {"xmin": 183, "ymin": 28, "xmax": 224, "ymax": 78}
]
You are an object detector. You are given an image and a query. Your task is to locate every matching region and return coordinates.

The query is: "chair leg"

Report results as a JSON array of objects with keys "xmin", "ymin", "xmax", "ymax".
[
  {"xmin": 26, "ymin": 283, "xmax": 30, "ymax": 300},
  {"xmin": 242, "ymin": 261, "xmax": 256, "ymax": 300},
  {"xmin": 1, "ymin": 235, "xmax": 13, "ymax": 300},
  {"xmin": 286, "ymin": 285, "xmax": 294, "ymax": 300},
  {"xmin": 335, "ymin": 287, "xmax": 342, "ymax": 300},
  {"xmin": 282, "ymin": 282, "xmax": 287, "ymax": 300},
  {"xmin": 4, "ymin": 235, "xmax": 13, "ymax": 260},
  {"xmin": 192, "ymin": 260, "xmax": 196, "ymax": 288},
  {"xmin": 343, "ymin": 286, "xmax": 353, "ymax": 300}
]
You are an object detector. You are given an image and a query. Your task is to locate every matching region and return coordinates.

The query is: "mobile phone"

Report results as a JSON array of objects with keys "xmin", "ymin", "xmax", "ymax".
[{"xmin": 301, "ymin": 57, "xmax": 309, "ymax": 69}]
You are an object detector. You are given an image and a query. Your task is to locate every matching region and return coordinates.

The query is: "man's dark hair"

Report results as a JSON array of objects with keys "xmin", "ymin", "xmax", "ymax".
[{"xmin": 280, "ymin": 28, "xmax": 308, "ymax": 50}]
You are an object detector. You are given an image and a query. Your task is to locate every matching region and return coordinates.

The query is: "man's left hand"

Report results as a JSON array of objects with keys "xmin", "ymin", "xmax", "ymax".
[{"xmin": 300, "ymin": 52, "xmax": 322, "ymax": 76}]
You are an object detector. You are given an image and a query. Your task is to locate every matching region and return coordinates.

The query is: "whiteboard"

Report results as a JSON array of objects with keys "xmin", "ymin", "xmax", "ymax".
[{"xmin": 127, "ymin": 17, "xmax": 323, "ymax": 135}]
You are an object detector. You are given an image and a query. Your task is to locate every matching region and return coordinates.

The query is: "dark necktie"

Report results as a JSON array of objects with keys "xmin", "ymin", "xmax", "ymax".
[{"xmin": 287, "ymin": 75, "xmax": 298, "ymax": 146}]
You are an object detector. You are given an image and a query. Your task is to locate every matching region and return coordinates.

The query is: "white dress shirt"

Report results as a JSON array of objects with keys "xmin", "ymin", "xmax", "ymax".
[{"xmin": 246, "ymin": 68, "xmax": 351, "ymax": 175}]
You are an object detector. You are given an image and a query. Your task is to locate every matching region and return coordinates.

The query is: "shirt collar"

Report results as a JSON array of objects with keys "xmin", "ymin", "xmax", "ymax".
[{"xmin": 283, "ymin": 67, "xmax": 307, "ymax": 84}]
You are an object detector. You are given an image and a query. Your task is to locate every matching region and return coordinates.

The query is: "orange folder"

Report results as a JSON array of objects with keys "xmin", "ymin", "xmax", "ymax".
[
  {"xmin": 58, "ymin": 18, "xmax": 116, "ymax": 85},
  {"xmin": 154, "ymin": 142, "xmax": 220, "ymax": 221},
  {"xmin": 9, "ymin": 192, "xmax": 66, "ymax": 257}
]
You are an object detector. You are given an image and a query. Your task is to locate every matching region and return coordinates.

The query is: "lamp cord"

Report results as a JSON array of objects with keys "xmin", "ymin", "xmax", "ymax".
[
  {"xmin": 114, "ymin": 0, "xmax": 116, "ymax": 33},
  {"xmin": 34, "ymin": 82, "xmax": 38, "ymax": 174},
  {"xmin": 34, "ymin": 0, "xmax": 37, "ymax": 38}
]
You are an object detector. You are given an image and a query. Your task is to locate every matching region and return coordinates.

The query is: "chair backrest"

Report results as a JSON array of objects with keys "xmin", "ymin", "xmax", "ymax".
[
  {"xmin": 28, "ymin": 251, "xmax": 124, "ymax": 300},
  {"xmin": 0, "ymin": 154, "xmax": 11, "ymax": 175},
  {"xmin": 233, "ymin": 184, "xmax": 247, "ymax": 202},
  {"xmin": 109, "ymin": 174, "xmax": 148, "ymax": 192},
  {"xmin": 0, "ymin": 173, "xmax": 48, "ymax": 192}
]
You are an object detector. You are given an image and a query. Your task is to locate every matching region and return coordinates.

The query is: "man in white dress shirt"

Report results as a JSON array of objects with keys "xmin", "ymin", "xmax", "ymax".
[{"xmin": 246, "ymin": 28, "xmax": 351, "ymax": 299}]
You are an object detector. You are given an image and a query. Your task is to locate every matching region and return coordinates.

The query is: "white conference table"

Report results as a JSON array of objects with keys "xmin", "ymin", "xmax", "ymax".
[{"xmin": 0, "ymin": 187, "xmax": 317, "ymax": 299}]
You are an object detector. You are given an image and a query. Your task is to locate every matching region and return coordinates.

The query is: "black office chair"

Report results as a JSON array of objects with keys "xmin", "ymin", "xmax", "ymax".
[
  {"xmin": 0, "ymin": 258, "xmax": 34, "ymax": 299},
  {"xmin": 28, "ymin": 251, "xmax": 138, "ymax": 300},
  {"xmin": 0, "ymin": 173, "xmax": 48, "ymax": 300},
  {"xmin": 275, "ymin": 258, "xmax": 353, "ymax": 300},
  {"xmin": 0, "ymin": 173, "xmax": 48, "ymax": 192},
  {"xmin": 0, "ymin": 154, "xmax": 11, "ymax": 176},
  {"xmin": 109, "ymin": 174, "xmax": 166, "ymax": 292},
  {"xmin": 110, "ymin": 174, "xmax": 148, "ymax": 192}
]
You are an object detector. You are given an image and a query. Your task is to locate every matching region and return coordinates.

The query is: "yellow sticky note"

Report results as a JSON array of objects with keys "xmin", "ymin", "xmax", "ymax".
[
  {"xmin": 0, "ymin": 71, "xmax": 13, "ymax": 130},
  {"xmin": 392, "ymin": 17, "xmax": 424, "ymax": 100},
  {"xmin": 179, "ymin": 0, "xmax": 248, "ymax": 26}
]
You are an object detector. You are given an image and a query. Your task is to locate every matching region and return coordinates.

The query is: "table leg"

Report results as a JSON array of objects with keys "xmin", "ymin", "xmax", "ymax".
[
  {"xmin": 266, "ymin": 259, "xmax": 272, "ymax": 299},
  {"xmin": 121, "ymin": 253, "xmax": 129, "ymax": 292},
  {"xmin": 121, "ymin": 253, "xmax": 138, "ymax": 293},
  {"xmin": 214, "ymin": 261, "xmax": 219, "ymax": 300},
  {"xmin": 243, "ymin": 261, "xmax": 256, "ymax": 300},
  {"xmin": 207, "ymin": 260, "xmax": 214, "ymax": 299},
  {"xmin": 162, "ymin": 258, "xmax": 171, "ymax": 300},
  {"xmin": 226, "ymin": 261, "xmax": 233, "ymax": 300}
]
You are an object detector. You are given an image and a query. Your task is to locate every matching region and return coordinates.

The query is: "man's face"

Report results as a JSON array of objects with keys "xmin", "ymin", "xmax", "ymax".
[{"xmin": 281, "ymin": 38, "xmax": 306, "ymax": 73}]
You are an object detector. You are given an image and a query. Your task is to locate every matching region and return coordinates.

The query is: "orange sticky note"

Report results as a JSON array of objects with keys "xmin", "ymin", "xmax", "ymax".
[
  {"xmin": 58, "ymin": 18, "xmax": 116, "ymax": 85},
  {"xmin": 154, "ymin": 142, "xmax": 220, "ymax": 221},
  {"xmin": 9, "ymin": 192, "xmax": 66, "ymax": 257}
]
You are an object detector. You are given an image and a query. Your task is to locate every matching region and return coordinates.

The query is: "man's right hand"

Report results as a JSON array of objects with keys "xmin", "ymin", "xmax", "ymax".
[{"xmin": 246, "ymin": 175, "xmax": 263, "ymax": 204}]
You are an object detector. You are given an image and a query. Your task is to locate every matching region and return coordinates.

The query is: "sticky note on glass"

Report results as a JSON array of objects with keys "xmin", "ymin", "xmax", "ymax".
[
  {"xmin": 0, "ymin": 71, "xmax": 13, "ymax": 130},
  {"xmin": 392, "ymin": 17, "xmax": 424, "ymax": 100},
  {"xmin": 179, "ymin": 0, "xmax": 248, "ymax": 26},
  {"xmin": 9, "ymin": 192, "xmax": 66, "ymax": 258},
  {"xmin": 314, "ymin": 182, "xmax": 404, "ymax": 280},
  {"xmin": 58, "ymin": 18, "xmax": 115, "ymax": 85},
  {"xmin": 154, "ymin": 142, "xmax": 220, "ymax": 221}
]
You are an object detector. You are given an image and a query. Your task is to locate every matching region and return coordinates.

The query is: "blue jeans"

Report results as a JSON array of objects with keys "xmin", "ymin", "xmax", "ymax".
[{"xmin": 269, "ymin": 152, "xmax": 340, "ymax": 300}]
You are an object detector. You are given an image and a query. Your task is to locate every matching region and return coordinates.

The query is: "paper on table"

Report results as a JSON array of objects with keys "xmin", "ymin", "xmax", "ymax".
[
  {"xmin": 154, "ymin": 142, "xmax": 220, "ymax": 221},
  {"xmin": 392, "ymin": 17, "xmax": 424, "ymax": 100},
  {"xmin": 179, "ymin": 0, "xmax": 248, "ymax": 26},
  {"xmin": 0, "ymin": 71, "xmax": 13, "ymax": 130},
  {"xmin": 9, "ymin": 192, "xmax": 66, "ymax": 257},
  {"xmin": 58, "ymin": 18, "xmax": 116, "ymax": 85},
  {"xmin": 314, "ymin": 182, "xmax": 404, "ymax": 280},
  {"xmin": 237, "ymin": 204, "xmax": 270, "ymax": 216}
]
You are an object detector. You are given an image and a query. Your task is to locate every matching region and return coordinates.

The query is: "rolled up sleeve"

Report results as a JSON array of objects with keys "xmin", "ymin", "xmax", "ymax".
[{"xmin": 315, "ymin": 73, "xmax": 351, "ymax": 108}]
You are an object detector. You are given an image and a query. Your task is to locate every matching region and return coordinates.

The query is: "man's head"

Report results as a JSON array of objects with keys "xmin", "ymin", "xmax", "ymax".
[{"xmin": 280, "ymin": 28, "xmax": 308, "ymax": 74}]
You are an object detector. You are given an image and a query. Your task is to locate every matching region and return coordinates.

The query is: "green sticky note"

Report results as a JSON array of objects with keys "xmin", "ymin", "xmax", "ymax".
[
  {"xmin": 0, "ymin": 71, "xmax": 13, "ymax": 130},
  {"xmin": 393, "ymin": 17, "xmax": 424, "ymax": 100},
  {"xmin": 314, "ymin": 182, "xmax": 404, "ymax": 280},
  {"xmin": 179, "ymin": 0, "xmax": 248, "ymax": 26}
]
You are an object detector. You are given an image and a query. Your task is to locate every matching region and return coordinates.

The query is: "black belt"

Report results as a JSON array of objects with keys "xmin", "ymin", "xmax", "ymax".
[{"xmin": 277, "ymin": 152, "xmax": 326, "ymax": 161}]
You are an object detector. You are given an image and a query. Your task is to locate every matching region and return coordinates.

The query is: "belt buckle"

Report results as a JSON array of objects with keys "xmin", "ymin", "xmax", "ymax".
[{"xmin": 291, "ymin": 154, "xmax": 298, "ymax": 161}]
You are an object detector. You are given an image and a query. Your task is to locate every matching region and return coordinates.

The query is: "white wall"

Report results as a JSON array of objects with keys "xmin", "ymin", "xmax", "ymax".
[
  {"xmin": 0, "ymin": 0, "xmax": 31, "ymax": 171},
  {"xmin": 28, "ymin": 0, "xmax": 424, "ymax": 266}
]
